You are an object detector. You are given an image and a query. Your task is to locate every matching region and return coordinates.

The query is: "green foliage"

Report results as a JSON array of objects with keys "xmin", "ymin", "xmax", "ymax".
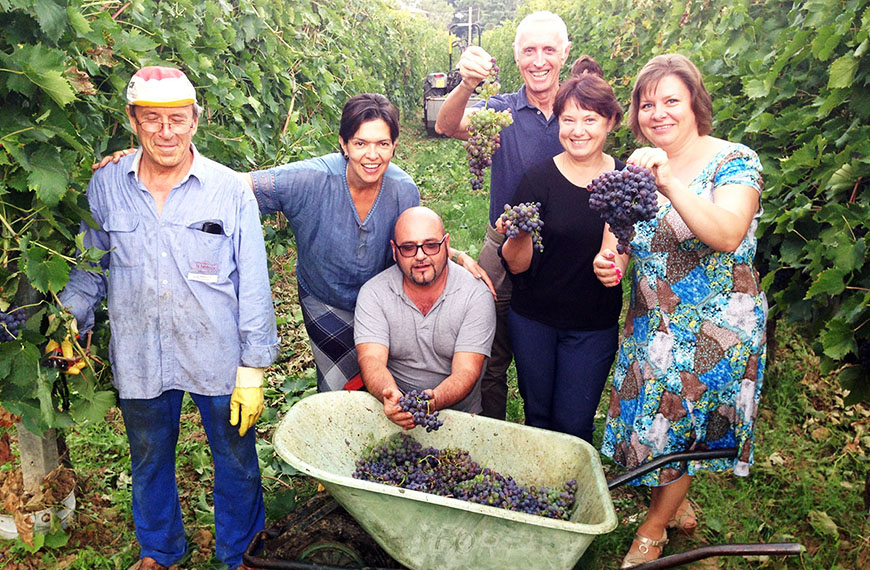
[
  {"xmin": 483, "ymin": 0, "xmax": 870, "ymax": 399},
  {"xmin": 0, "ymin": 0, "xmax": 445, "ymax": 431}
]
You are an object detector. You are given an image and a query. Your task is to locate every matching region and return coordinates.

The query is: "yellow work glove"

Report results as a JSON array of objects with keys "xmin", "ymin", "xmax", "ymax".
[
  {"xmin": 45, "ymin": 320, "xmax": 86, "ymax": 375},
  {"xmin": 229, "ymin": 367, "xmax": 265, "ymax": 437}
]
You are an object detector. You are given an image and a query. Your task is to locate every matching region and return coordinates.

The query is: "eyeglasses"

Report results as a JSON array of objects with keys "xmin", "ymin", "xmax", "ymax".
[
  {"xmin": 135, "ymin": 118, "xmax": 195, "ymax": 134},
  {"xmin": 395, "ymin": 234, "xmax": 448, "ymax": 258}
]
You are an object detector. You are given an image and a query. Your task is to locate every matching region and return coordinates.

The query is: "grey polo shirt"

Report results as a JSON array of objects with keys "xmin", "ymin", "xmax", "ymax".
[{"xmin": 354, "ymin": 261, "xmax": 496, "ymax": 413}]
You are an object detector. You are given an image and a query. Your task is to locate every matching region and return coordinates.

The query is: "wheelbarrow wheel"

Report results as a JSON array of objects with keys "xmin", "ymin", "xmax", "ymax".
[{"xmin": 299, "ymin": 541, "xmax": 365, "ymax": 567}]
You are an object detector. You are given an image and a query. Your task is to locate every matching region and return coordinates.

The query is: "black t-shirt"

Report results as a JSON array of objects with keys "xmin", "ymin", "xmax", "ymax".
[{"xmin": 502, "ymin": 157, "xmax": 624, "ymax": 330}]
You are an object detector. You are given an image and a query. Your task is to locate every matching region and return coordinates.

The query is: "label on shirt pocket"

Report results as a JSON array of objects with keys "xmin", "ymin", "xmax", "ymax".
[{"xmin": 187, "ymin": 272, "xmax": 219, "ymax": 283}]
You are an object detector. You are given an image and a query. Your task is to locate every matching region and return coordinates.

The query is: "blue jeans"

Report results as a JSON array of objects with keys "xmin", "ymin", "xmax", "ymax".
[
  {"xmin": 509, "ymin": 309, "xmax": 618, "ymax": 443},
  {"xmin": 120, "ymin": 390, "xmax": 264, "ymax": 568}
]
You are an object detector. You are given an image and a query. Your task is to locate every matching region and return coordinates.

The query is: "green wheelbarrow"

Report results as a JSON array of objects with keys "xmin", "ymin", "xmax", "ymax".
[{"xmin": 249, "ymin": 391, "xmax": 800, "ymax": 570}]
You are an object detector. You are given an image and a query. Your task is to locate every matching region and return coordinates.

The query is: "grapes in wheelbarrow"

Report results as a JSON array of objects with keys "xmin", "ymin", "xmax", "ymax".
[{"xmin": 353, "ymin": 433, "xmax": 577, "ymax": 519}]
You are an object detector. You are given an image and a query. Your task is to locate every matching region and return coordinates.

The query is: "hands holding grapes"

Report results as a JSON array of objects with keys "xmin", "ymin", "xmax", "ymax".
[
  {"xmin": 627, "ymin": 147, "xmax": 676, "ymax": 199},
  {"xmin": 382, "ymin": 386, "xmax": 438, "ymax": 431},
  {"xmin": 457, "ymin": 45, "xmax": 495, "ymax": 91}
]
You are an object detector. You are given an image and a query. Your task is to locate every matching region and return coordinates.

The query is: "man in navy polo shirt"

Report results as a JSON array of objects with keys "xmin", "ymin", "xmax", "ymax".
[{"xmin": 435, "ymin": 11, "xmax": 571, "ymax": 420}]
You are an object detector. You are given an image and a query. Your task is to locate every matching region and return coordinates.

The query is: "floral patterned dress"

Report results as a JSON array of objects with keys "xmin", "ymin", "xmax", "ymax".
[{"xmin": 601, "ymin": 143, "xmax": 767, "ymax": 487}]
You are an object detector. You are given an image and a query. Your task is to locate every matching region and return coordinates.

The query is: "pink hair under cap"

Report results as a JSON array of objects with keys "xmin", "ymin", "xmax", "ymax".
[{"xmin": 126, "ymin": 66, "xmax": 196, "ymax": 107}]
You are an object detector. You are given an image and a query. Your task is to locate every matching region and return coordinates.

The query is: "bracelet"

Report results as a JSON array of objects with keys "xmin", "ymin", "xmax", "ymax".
[{"xmin": 451, "ymin": 251, "xmax": 464, "ymax": 264}]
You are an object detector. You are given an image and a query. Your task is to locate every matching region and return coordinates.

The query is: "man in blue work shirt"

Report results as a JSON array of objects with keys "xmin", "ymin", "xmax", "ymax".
[
  {"xmin": 57, "ymin": 66, "xmax": 278, "ymax": 570},
  {"xmin": 435, "ymin": 11, "xmax": 572, "ymax": 420}
]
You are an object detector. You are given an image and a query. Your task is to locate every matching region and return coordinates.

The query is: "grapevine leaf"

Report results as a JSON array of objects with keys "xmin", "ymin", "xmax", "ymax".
[
  {"xmin": 804, "ymin": 267, "xmax": 848, "ymax": 299},
  {"xmin": 26, "ymin": 147, "xmax": 69, "ymax": 206},
  {"xmin": 827, "ymin": 55, "xmax": 857, "ymax": 89},
  {"xmin": 2, "ymin": 343, "xmax": 41, "ymax": 387},
  {"xmin": 743, "ymin": 78, "xmax": 768, "ymax": 99},
  {"xmin": 66, "ymin": 6, "xmax": 91, "ymax": 36},
  {"xmin": 69, "ymin": 390, "xmax": 116, "ymax": 424},
  {"xmin": 840, "ymin": 366, "xmax": 870, "ymax": 405},
  {"xmin": 833, "ymin": 239, "xmax": 865, "ymax": 273},
  {"xmin": 19, "ymin": 47, "xmax": 76, "ymax": 107},
  {"xmin": 21, "ymin": 246, "xmax": 70, "ymax": 294},
  {"xmin": 820, "ymin": 318, "xmax": 857, "ymax": 360},
  {"xmin": 117, "ymin": 30, "xmax": 158, "ymax": 56},
  {"xmin": 32, "ymin": 0, "xmax": 68, "ymax": 40}
]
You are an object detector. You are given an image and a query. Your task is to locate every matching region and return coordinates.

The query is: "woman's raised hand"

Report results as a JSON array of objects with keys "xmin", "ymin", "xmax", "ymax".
[
  {"xmin": 92, "ymin": 148, "xmax": 136, "ymax": 170},
  {"xmin": 628, "ymin": 147, "xmax": 674, "ymax": 197}
]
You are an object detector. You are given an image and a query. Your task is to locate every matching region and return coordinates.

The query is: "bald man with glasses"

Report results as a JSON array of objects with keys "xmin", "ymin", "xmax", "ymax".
[{"xmin": 354, "ymin": 207, "xmax": 496, "ymax": 427}]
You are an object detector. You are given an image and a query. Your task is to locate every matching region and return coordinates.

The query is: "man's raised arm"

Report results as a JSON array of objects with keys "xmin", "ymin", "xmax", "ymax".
[{"xmin": 434, "ymin": 46, "xmax": 492, "ymax": 140}]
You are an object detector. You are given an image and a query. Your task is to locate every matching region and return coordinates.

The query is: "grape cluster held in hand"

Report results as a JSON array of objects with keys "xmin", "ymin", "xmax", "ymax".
[
  {"xmin": 353, "ymin": 433, "xmax": 578, "ymax": 520},
  {"xmin": 398, "ymin": 389, "xmax": 443, "ymax": 432},
  {"xmin": 588, "ymin": 164, "xmax": 659, "ymax": 254},
  {"xmin": 0, "ymin": 309, "xmax": 26, "ymax": 342},
  {"xmin": 475, "ymin": 58, "xmax": 501, "ymax": 100},
  {"xmin": 500, "ymin": 202, "xmax": 544, "ymax": 252},
  {"xmin": 464, "ymin": 58, "xmax": 513, "ymax": 191}
]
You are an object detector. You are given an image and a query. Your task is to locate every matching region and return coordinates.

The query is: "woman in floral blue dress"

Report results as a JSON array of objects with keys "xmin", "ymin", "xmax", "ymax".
[{"xmin": 593, "ymin": 54, "xmax": 767, "ymax": 568}]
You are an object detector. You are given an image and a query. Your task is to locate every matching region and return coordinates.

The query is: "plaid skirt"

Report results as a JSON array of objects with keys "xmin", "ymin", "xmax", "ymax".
[{"xmin": 298, "ymin": 288, "xmax": 361, "ymax": 391}]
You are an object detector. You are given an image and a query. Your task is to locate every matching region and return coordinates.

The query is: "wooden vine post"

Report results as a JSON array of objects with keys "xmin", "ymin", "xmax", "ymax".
[{"xmin": 14, "ymin": 276, "xmax": 60, "ymax": 494}]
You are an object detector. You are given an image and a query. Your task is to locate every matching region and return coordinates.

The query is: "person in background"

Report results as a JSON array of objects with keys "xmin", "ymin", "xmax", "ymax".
[
  {"xmin": 59, "ymin": 66, "xmax": 278, "ymax": 570},
  {"xmin": 570, "ymin": 54, "xmax": 603, "ymax": 78},
  {"xmin": 355, "ymin": 207, "xmax": 496, "ymax": 427},
  {"xmin": 497, "ymin": 70, "xmax": 624, "ymax": 443},
  {"xmin": 435, "ymin": 10, "xmax": 572, "ymax": 420},
  {"xmin": 593, "ymin": 54, "xmax": 767, "ymax": 567}
]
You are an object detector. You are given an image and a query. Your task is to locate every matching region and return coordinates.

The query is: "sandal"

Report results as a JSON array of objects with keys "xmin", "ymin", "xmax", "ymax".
[
  {"xmin": 666, "ymin": 499, "xmax": 698, "ymax": 535},
  {"xmin": 620, "ymin": 529, "xmax": 669, "ymax": 568}
]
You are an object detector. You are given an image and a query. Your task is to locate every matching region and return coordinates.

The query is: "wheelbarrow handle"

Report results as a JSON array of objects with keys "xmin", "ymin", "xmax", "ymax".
[
  {"xmin": 628, "ymin": 542, "xmax": 803, "ymax": 569},
  {"xmin": 607, "ymin": 448, "xmax": 738, "ymax": 490}
]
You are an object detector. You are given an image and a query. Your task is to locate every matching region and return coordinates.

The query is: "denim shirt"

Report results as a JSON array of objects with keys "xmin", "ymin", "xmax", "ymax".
[
  {"xmin": 473, "ymin": 87, "xmax": 564, "ymax": 225},
  {"xmin": 59, "ymin": 147, "xmax": 279, "ymax": 399},
  {"xmin": 250, "ymin": 153, "xmax": 420, "ymax": 311}
]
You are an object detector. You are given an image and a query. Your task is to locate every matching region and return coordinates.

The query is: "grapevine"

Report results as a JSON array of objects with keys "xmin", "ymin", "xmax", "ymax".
[
  {"xmin": 463, "ymin": 58, "xmax": 513, "ymax": 191},
  {"xmin": 588, "ymin": 164, "xmax": 659, "ymax": 254},
  {"xmin": 0, "ymin": 309, "xmax": 26, "ymax": 342},
  {"xmin": 353, "ymin": 433, "xmax": 577, "ymax": 520},
  {"xmin": 398, "ymin": 389, "xmax": 443, "ymax": 432},
  {"xmin": 499, "ymin": 202, "xmax": 544, "ymax": 252}
]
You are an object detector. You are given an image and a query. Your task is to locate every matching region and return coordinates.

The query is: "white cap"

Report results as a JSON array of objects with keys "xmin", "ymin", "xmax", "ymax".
[{"xmin": 126, "ymin": 66, "xmax": 196, "ymax": 107}]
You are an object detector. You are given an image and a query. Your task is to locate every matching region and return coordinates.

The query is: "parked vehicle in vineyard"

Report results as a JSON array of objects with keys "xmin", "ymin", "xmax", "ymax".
[{"xmin": 423, "ymin": 24, "xmax": 483, "ymax": 136}]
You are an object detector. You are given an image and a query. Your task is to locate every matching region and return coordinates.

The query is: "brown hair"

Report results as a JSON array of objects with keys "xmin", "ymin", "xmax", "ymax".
[
  {"xmin": 338, "ymin": 93, "xmax": 400, "ymax": 145},
  {"xmin": 570, "ymin": 55, "xmax": 603, "ymax": 78},
  {"xmin": 629, "ymin": 54, "xmax": 713, "ymax": 143},
  {"xmin": 553, "ymin": 74, "xmax": 623, "ymax": 128}
]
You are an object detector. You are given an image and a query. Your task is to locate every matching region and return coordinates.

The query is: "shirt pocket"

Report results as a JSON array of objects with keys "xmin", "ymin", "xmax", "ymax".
[
  {"xmin": 103, "ymin": 212, "xmax": 142, "ymax": 268},
  {"xmin": 183, "ymin": 219, "xmax": 233, "ymax": 282}
]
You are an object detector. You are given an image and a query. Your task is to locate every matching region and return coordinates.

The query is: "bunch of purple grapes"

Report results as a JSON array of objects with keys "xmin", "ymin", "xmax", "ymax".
[
  {"xmin": 353, "ymin": 433, "xmax": 578, "ymax": 520},
  {"xmin": 0, "ymin": 309, "xmax": 26, "ymax": 342},
  {"xmin": 464, "ymin": 58, "xmax": 513, "ymax": 191},
  {"xmin": 398, "ymin": 389, "xmax": 443, "ymax": 432},
  {"xmin": 588, "ymin": 164, "xmax": 659, "ymax": 254},
  {"xmin": 499, "ymin": 202, "xmax": 544, "ymax": 252}
]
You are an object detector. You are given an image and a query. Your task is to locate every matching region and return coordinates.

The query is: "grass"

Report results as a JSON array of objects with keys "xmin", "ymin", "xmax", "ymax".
[{"xmin": 2, "ymin": 116, "xmax": 868, "ymax": 569}]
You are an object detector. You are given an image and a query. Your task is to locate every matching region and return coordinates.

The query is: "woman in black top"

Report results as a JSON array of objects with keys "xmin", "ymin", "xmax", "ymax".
[{"xmin": 498, "ymin": 71, "xmax": 625, "ymax": 442}]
